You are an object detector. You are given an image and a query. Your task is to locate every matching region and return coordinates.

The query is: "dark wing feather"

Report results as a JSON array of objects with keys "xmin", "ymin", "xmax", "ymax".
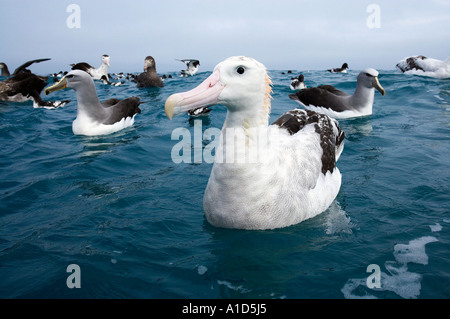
[
  {"xmin": 71, "ymin": 62, "xmax": 94, "ymax": 72},
  {"xmin": 12, "ymin": 58, "xmax": 51, "ymax": 75},
  {"xmin": 1, "ymin": 70, "xmax": 47, "ymax": 97},
  {"xmin": 0, "ymin": 70, "xmax": 69, "ymax": 107},
  {"xmin": 103, "ymin": 97, "xmax": 142, "ymax": 125},
  {"xmin": 101, "ymin": 98, "xmax": 122, "ymax": 107},
  {"xmin": 272, "ymin": 109, "xmax": 345, "ymax": 174},
  {"xmin": 289, "ymin": 86, "xmax": 351, "ymax": 112},
  {"xmin": 317, "ymin": 85, "xmax": 348, "ymax": 96}
]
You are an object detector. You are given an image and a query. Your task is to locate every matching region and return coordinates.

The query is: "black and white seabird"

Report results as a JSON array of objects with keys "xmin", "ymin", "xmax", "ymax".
[
  {"xmin": 71, "ymin": 54, "xmax": 110, "ymax": 80},
  {"xmin": 100, "ymin": 75, "xmax": 125, "ymax": 86},
  {"xmin": 290, "ymin": 74, "xmax": 307, "ymax": 90},
  {"xmin": 289, "ymin": 68, "xmax": 385, "ymax": 119},
  {"xmin": 136, "ymin": 56, "xmax": 164, "ymax": 88},
  {"xmin": 187, "ymin": 106, "xmax": 211, "ymax": 117},
  {"xmin": 177, "ymin": 59, "xmax": 200, "ymax": 77},
  {"xmin": 45, "ymin": 70, "xmax": 143, "ymax": 136},
  {"xmin": 0, "ymin": 59, "xmax": 69, "ymax": 108},
  {"xmin": 165, "ymin": 56, "xmax": 344, "ymax": 230},
  {"xmin": 396, "ymin": 55, "xmax": 450, "ymax": 79},
  {"xmin": 328, "ymin": 63, "xmax": 349, "ymax": 73}
]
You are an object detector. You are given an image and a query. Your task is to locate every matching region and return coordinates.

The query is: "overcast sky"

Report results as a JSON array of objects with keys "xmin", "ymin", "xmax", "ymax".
[{"xmin": 1, "ymin": 0, "xmax": 449, "ymax": 74}]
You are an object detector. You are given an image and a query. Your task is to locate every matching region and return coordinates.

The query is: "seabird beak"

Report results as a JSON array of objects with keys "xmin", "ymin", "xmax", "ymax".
[
  {"xmin": 372, "ymin": 76, "xmax": 385, "ymax": 96},
  {"xmin": 165, "ymin": 70, "xmax": 224, "ymax": 120},
  {"xmin": 44, "ymin": 77, "xmax": 67, "ymax": 95}
]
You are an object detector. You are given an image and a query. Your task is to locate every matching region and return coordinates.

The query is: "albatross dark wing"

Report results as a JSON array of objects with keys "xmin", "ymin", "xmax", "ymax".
[
  {"xmin": 289, "ymin": 85, "xmax": 351, "ymax": 112},
  {"xmin": 101, "ymin": 98, "xmax": 122, "ymax": 107},
  {"xmin": 0, "ymin": 70, "xmax": 47, "ymax": 99},
  {"xmin": 0, "ymin": 70, "xmax": 69, "ymax": 107},
  {"xmin": 71, "ymin": 62, "xmax": 94, "ymax": 73},
  {"xmin": 272, "ymin": 109, "xmax": 345, "ymax": 174},
  {"xmin": 103, "ymin": 97, "xmax": 142, "ymax": 125},
  {"xmin": 12, "ymin": 58, "xmax": 51, "ymax": 76}
]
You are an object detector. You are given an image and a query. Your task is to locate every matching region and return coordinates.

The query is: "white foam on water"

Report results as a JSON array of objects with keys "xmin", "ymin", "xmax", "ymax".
[
  {"xmin": 342, "ymin": 228, "xmax": 440, "ymax": 299},
  {"xmin": 430, "ymin": 223, "xmax": 443, "ymax": 232},
  {"xmin": 393, "ymin": 236, "xmax": 438, "ymax": 265},
  {"xmin": 197, "ymin": 265, "xmax": 208, "ymax": 275},
  {"xmin": 217, "ymin": 280, "xmax": 251, "ymax": 293},
  {"xmin": 325, "ymin": 201, "xmax": 355, "ymax": 235}
]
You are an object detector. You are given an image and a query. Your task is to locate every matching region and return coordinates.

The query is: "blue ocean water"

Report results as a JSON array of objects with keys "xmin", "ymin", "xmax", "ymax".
[{"xmin": 0, "ymin": 69, "xmax": 449, "ymax": 299}]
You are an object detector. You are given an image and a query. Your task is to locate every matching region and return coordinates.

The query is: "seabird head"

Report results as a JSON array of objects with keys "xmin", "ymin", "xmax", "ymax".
[
  {"xmin": 165, "ymin": 56, "xmax": 271, "ymax": 121},
  {"xmin": 290, "ymin": 74, "xmax": 306, "ymax": 90},
  {"xmin": 102, "ymin": 55, "xmax": 110, "ymax": 67},
  {"xmin": 144, "ymin": 56, "xmax": 156, "ymax": 71},
  {"xmin": 0, "ymin": 62, "xmax": 10, "ymax": 77},
  {"xmin": 357, "ymin": 68, "xmax": 385, "ymax": 96},
  {"xmin": 45, "ymin": 70, "xmax": 94, "ymax": 95},
  {"xmin": 190, "ymin": 60, "xmax": 200, "ymax": 68}
]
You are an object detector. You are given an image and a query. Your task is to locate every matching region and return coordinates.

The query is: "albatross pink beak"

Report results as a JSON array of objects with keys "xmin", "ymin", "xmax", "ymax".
[{"xmin": 165, "ymin": 70, "xmax": 224, "ymax": 119}]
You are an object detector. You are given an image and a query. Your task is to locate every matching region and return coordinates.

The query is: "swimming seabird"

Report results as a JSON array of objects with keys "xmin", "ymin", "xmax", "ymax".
[
  {"xmin": 187, "ymin": 107, "xmax": 211, "ymax": 117},
  {"xmin": 45, "ymin": 70, "xmax": 143, "ymax": 136},
  {"xmin": 0, "ymin": 60, "xmax": 69, "ymax": 108},
  {"xmin": 100, "ymin": 75, "xmax": 125, "ymax": 86},
  {"xmin": 328, "ymin": 63, "xmax": 349, "ymax": 73},
  {"xmin": 290, "ymin": 74, "xmax": 306, "ymax": 90},
  {"xmin": 177, "ymin": 59, "xmax": 200, "ymax": 77},
  {"xmin": 71, "ymin": 54, "xmax": 110, "ymax": 80},
  {"xmin": 136, "ymin": 56, "xmax": 164, "ymax": 88},
  {"xmin": 289, "ymin": 68, "xmax": 385, "ymax": 119},
  {"xmin": 165, "ymin": 56, "xmax": 345, "ymax": 230},
  {"xmin": 396, "ymin": 55, "xmax": 450, "ymax": 79}
]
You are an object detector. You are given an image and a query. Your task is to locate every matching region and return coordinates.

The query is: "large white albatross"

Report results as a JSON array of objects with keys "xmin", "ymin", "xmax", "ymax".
[
  {"xmin": 165, "ymin": 56, "xmax": 345, "ymax": 230},
  {"xmin": 45, "ymin": 70, "xmax": 143, "ymax": 136}
]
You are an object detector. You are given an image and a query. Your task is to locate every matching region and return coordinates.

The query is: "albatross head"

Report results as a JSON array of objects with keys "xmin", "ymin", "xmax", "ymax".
[
  {"xmin": 44, "ymin": 70, "xmax": 94, "ymax": 95},
  {"xmin": 358, "ymin": 68, "xmax": 385, "ymax": 96},
  {"xmin": 165, "ymin": 56, "xmax": 272, "ymax": 126},
  {"xmin": 102, "ymin": 54, "xmax": 110, "ymax": 67}
]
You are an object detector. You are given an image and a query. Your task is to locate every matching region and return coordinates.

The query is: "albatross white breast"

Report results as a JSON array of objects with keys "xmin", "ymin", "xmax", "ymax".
[
  {"xmin": 165, "ymin": 56, "xmax": 345, "ymax": 230},
  {"xmin": 45, "ymin": 70, "xmax": 142, "ymax": 136}
]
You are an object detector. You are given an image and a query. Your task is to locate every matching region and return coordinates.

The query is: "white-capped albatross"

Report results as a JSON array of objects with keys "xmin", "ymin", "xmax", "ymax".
[
  {"xmin": 396, "ymin": 55, "xmax": 450, "ymax": 79},
  {"xmin": 328, "ymin": 63, "xmax": 349, "ymax": 73},
  {"xmin": 136, "ymin": 56, "xmax": 164, "ymax": 88},
  {"xmin": 165, "ymin": 56, "xmax": 345, "ymax": 230},
  {"xmin": 45, "ymin": 70, "xmax": 143, "ymax": 136},
  {"xmin": 177, "ymin": 59, "xmax": 200, "ymax": 77},
  {"xmin": 71, "ymin": 54, "xmax": 110, "ymax": 81},
  {"xmin": 289, "ymin": 68, "xmax": 385, "ymax": 119}
]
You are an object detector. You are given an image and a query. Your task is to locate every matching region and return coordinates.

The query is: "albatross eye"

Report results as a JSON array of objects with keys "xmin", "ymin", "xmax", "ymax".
[
  {"xmin": 66, "ymin": 74, "xmax": 74, "ymax": 79},
  {"xmin": 236, "ymin": 66, "xmax": 245, "ymax": 75}
]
